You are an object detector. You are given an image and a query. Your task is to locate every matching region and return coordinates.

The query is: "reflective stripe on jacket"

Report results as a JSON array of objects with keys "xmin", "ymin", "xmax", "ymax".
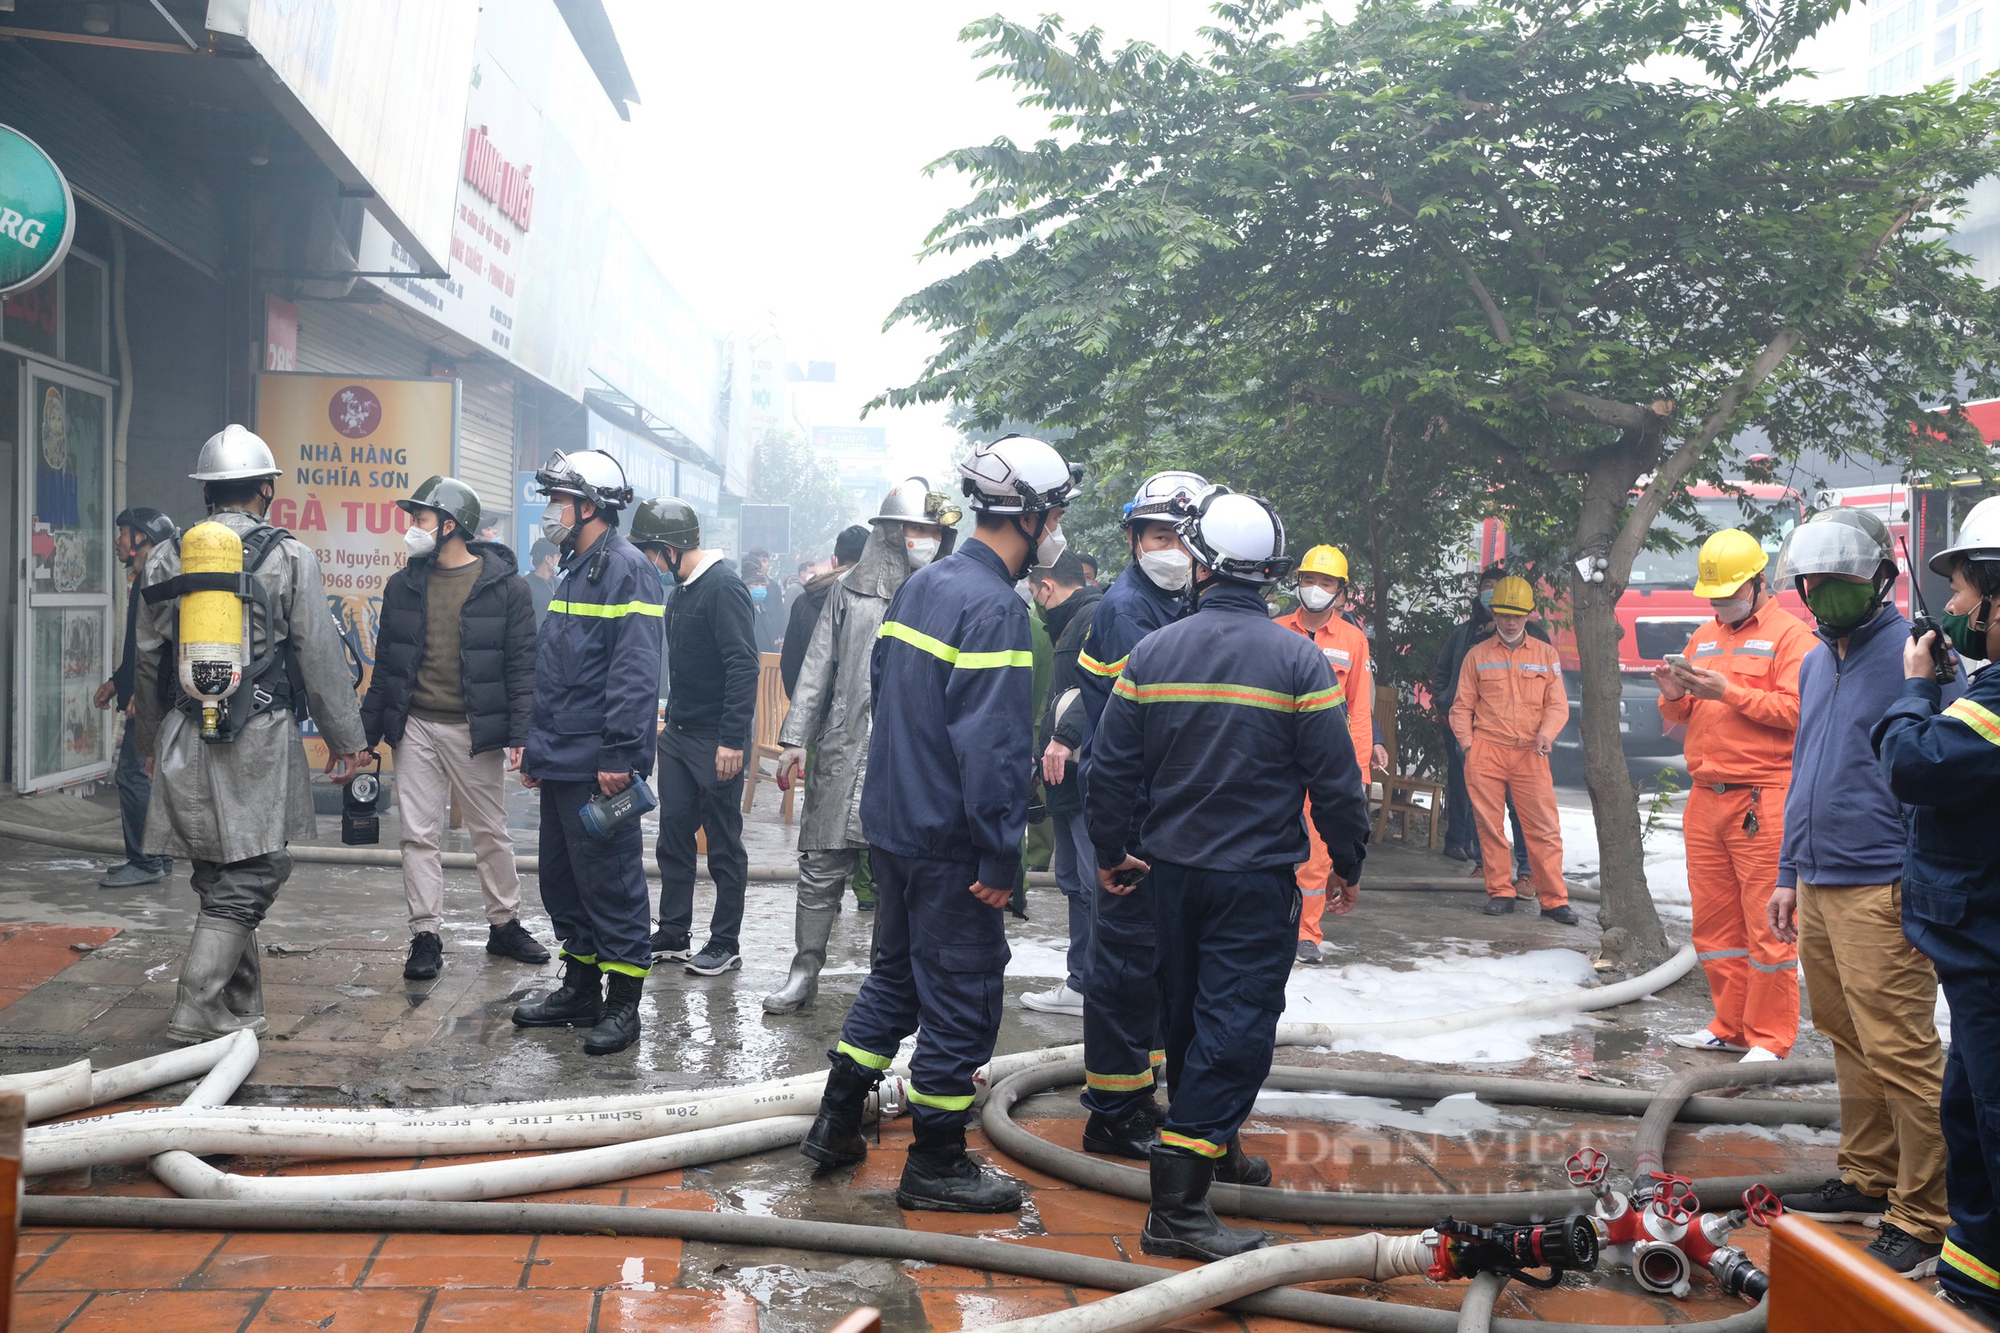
[
  {"xmin": 858, "ymin": 538, "xmax": 1035, "ymax": 887},
  {"xmin": 1085, "ymin": 580, "xmax": 1370, "ymax": 879},
  {"xmin": 1656, "ymin": 602, "xmax": 1812, "ymax": 786},
  {"xmin": 524, "ymin": 529, "xmax": 664, "ymax": 782},
  {"xmin": 1275, "ymin": 609, "xmax": 1374, "ymax": 784},
  {"xmin": 1074, "ymin": 563, "xmax": 1184, "ymax": 761},
  {"xmin": 1449, "ymin": 632, "xmax": 1568, "ymax": 750}
]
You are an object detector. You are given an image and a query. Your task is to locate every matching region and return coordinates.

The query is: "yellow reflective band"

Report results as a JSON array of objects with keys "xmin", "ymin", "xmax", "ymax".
[
  {"xmin": 836, "ymin": 1041, "xmax": 894, "ymax": 1071},
  {"xmin": 878, "ymin": 620, "xmax": 1031, "ymax": 669},
  {"xmin": 1946, "ymin": 698, "xmax": 2000, "ymax": 747},
  {"xmin": 548, "ymin": 599, "xmax": 665, "ymax": 619},
  {"xmin": 558, "ymin": 950, "xmax": 598, "ymax": 967},
  {"xmin": 1160, "ymin": 1131, "xmax": 1225, "ymax": 1158},
  {"xmin": 1113, "ymin": 679, "xmax": 1339, "ymax": 713},
  {"xmin": 1079, "ymin": 649, "xmax": 1128, "ymax": 678},
  {"xmin": 906, "ymin": 1088, "xmax": 975, "ymax": 1112},
  {"xmin": 1947, "ymin": 1240, "xmax": 2000, "ymax": 1291},
  {"xmin": 1084, "ymin": 1069, "xmax": 1156, "ymax": 1092},
  {"xmin": 1149, "ymin": 1049, "xmax": 1166, "ymax": 1067},
  {"xmin": 599, "ymin": 960, "xmax": 651, "ymax": 978}
]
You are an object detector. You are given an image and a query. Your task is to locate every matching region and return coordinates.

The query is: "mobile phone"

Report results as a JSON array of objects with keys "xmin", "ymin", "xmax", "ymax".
[
  {"xmin": 1111, "ymin": 864, "xmax": 1147, "ymax": 887},
  {"xmin": 1663, "ymin": 653, "xmax": 1691, "ymax": 671}
]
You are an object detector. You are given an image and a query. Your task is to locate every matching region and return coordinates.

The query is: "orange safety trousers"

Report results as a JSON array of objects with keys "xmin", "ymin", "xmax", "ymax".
[
  {"xmin": 1683, "ymin": 782, "xmax": 1798, "ymax": 1056},
  {"xmin": 1465, "ymin": 741, "xmax": 1567, "ymax": 907},
  {"xmin": 1296, "ymin": 757, "xmax": 1370, "ymax": 947}
]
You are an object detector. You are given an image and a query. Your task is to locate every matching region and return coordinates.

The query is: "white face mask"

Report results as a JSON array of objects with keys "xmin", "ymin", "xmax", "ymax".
[
  {"xmin": 906, "ymin": 537, "xmax": 939, "ymax": 569},
  {"xmin": 1711, "ymin": 594, "xmax": 1754, "ymax": 625},
  {"xmin": 540, "ymin": 501, "xmax": 573, "ymax": 546},
  {"xmin": 404, "ymin": 525, "xmax": 437, "ymax": 559},
  {"xmin": 1138, "ymin": 547, "xmax": 1193, "ymax": 592},
  {"xmin": 1297, "ymin": 584, "xmax": 1337, "ymax": 612},
  {"xmin": 1035, "ymin": 520, "xmax": 1067, "ymax": 567},
  {"xmin": 1496, "ymin": 621, "xmax": 1527, "ymax": 646}
]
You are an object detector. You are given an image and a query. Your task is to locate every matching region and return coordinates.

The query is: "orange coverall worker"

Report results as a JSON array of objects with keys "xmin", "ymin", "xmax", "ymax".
[
  {"xmin": 1449, "ymin": 633, "xmax": 1570, "ymax": 907},
  {"xmin": 1276, "ymin": 609, "xmax": 1373, "ymax": 945},
  {"xmin": 1657, "ymin": 603, "xmax": 1812, "ymax": 1056}
]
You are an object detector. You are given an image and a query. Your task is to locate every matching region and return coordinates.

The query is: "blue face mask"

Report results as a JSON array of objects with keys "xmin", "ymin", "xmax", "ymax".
[
  {"xmin": 749, "ymin": 584, "xmax": 768, "ymax": 603},
  {"xmin": 1479, "ymin": 588, "xmax": 1495, "ymax": 609}
]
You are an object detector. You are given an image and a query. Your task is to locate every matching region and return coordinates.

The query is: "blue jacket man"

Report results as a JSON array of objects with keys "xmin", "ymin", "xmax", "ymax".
[
  {"xmin": 1088, "ymin": 486, "xmax": 1369, "ymax": 1264},
  {"xmin": 1056, "ymin": 470, "xmax": 1206, "ymax": 1158},
  {"xmin": 1874, "ymin": 498, "xmax": 2000, "ymax": 1321},
  {"xmin": 1767, "ymin": 506, "xmax": 1949, "ymax": 1276},
  {"xmin": 512, "ymin": 450, "xmax": 663, "ymax": 1059},
  {"xmin": 802, "ymin": 434, "xmax": 1080, "ymax": 1216}
]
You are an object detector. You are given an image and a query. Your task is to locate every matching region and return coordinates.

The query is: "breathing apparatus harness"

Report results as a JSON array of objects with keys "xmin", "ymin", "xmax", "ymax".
[{"xmin": 142, "ymin": 523, "xmax": 307, "ymax": 743}]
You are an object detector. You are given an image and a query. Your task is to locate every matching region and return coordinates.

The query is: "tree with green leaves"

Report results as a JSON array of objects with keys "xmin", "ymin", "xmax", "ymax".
[{"xmin": 882, "ymin": 0, "xmax": 2000, "ymax": 962}]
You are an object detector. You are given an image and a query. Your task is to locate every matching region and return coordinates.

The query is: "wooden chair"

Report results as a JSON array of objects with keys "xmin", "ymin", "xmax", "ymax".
[
  {"xmin": 741, "ymin": 652, "xmax": 795, "ymax": 824},
  {"xmin": 1372, "ymin": 683, "xmax": 1447, "ymax": 849},
  {"xmin": 1768, "ymin": 1214, "xmax": 1978, "ymax": 1332}
]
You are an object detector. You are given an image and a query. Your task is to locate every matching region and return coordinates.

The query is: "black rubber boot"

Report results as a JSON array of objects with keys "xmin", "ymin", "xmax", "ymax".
[
  {"xmin": 801, "ymin": 1051, "xmax": 882, "ymax": 1168},
  {"xmin": 583, "ymin": 972, "xmax": 644, "ymax": 1055},
  {"xmin": 511, "ymin": 959, "xmax": 604, "ymax": 1027},
  {"xmin": 896, "ymin": 1120, "xmax": 1023, "ymax": 1214},
  {"xmin": 1214, "ymin": 1136, "xmax": 1272, "ymax": 1188},
  {"xmin": 1140, "ymin": 1146, "xmax": 1269, "ymax": 1261},
  {"xmin": 1083, "ymin": 1102, "xmax": 1160, "ymax": 1160}
]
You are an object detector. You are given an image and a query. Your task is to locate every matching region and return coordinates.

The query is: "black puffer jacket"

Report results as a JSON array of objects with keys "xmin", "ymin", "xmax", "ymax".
[{"xmin": 361, "ymin": 542, "xmax": 537, "ymax": 756}]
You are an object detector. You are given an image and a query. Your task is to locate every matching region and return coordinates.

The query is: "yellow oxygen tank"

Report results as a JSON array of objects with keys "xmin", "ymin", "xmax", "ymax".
[{"xmin": 177, "ymin": 520, "xmax": 246, "ymax": 740}]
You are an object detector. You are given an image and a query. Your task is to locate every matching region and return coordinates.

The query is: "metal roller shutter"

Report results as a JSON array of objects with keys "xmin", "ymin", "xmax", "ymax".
[
  {"xmin": 292, "ymin": 302, "xmax": 431, "ymax": 378},
  {"xmin": 454, "ymin": 362, "xmax": 517, "ymax": 521}
]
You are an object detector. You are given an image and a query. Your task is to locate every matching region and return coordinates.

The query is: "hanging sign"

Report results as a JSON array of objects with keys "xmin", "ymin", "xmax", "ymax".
[{"xmin": 0, "ymin": 124, "xmax": 74, "ymax": 297}]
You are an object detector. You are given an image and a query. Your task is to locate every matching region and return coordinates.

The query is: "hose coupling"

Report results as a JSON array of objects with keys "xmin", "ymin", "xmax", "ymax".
[
  {"xmin": 1707, "ymin": 1246, "xmax": 1770, "ymax": 1301},
  {"xmin": 1631, "ymin": 1238, "xmax": 1693, "ymax": 1298}
]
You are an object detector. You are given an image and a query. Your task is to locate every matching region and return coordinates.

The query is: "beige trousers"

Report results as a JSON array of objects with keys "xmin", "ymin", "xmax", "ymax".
[
  {"xmin": 1798, "ymin": 879, "xmax": 1950, "ymax": 1241},
  {"xmin": 395, "ymin": 715, "xmax": 520, "ymax": 935}
]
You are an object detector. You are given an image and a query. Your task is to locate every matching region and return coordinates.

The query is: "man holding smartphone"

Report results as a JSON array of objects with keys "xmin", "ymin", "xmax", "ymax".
[{"xmin": 1655, "ymin": 529, "xmax": 1812, "ymax": 1062}]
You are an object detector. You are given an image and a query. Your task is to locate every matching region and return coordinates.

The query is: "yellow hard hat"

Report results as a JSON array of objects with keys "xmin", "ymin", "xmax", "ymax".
[
  {"xmin": 1691, "ymin": 528, "xmax": 1768, "ymax": 598},
  {"xmin": 1489, "ymin": 576, "xmax": 1535, "ymax": 615},
  {"xmin": 1298, "ymin": 544, "xmax": 1348, "ymax": 580}
]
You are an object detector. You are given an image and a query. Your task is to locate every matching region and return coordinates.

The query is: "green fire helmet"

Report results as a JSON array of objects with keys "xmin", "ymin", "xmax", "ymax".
[
  {"xmin": 630, "ymin": 495, "xmax": 702, "ymax": 551},
  {"xmin": 397, "ymin": 475, "xmax": 482, "ymax": 536}
]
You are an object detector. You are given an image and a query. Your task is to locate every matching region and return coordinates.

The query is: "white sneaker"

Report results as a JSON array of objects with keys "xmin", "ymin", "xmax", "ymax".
[
  {"xmin": 1739, "ymin": 1047, "xmax": 1781, "ymax": 1063},
  {"xmin": 1021, "ymin": 983, "xmax": 1085, "ymax": 1016},
  {"xmin": 1670, "ymin": 1028, "xmax": 1750, "ymax": 1053}
]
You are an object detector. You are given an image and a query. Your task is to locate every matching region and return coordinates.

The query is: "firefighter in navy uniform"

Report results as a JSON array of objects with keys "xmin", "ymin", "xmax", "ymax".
[
  {"xmin": 511, "ymin": 450, "xmax": 664, "ymax": 1057},
  {"xmin": 800, "ymin": 434, "xmax": 1081, "ymax": 1214},
  {"xmin": 1087, "ymin": 486, "xmax": 1370, "ymax": 1262},
  {"xmin": 1875, "ymin": 495, "xmax": 2000, "ymax": 1327},
  {"xmin": 1054, "ymin": 470, "xmax": 1207, "ymax": 1160}
]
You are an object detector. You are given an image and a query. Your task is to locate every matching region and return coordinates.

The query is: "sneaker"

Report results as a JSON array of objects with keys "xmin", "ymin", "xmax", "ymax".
[
  {"xmin": 650, "ymin": 929, "xmax": 694, "ymax": 961},
  {"xmin": 1541, "ymin": 904, "xmax": 1580, "ymax": 925},
  {"xmin": 403, "ymin": 932, "xmax": 443, "ymax": 981},
  {"xmin": 1670, "ymin": 1028, "xmax": 1750, "ymax": 1054},
  {"xmin": 1295, "ymin": 940, "xmax": 1321, "ymax": 964},
  {"xmin": 1483, "ymin": 897, "xmax": 1516, "ymax": 916},
  {"xmin": 486, "ymin": 919, "xmax": 551, "ymax": 964},
  {"xmin": 1865, "ymin": 1221, "xmax": 1941, "ymax": 1279},
  {"xmin": 1442, "ymin": 845, "xmax": 1472, "ymax": 863},
  {"xmin": 1739, "ymin": 1047, "xmax": 1781, "ymax": 1063},
  {"xmin": 1939, "ymin": 1286, "xmax": 2000, "ymax": 1330},
  {"xmin": 1777, "ymin": 1177, "xmax": 1889, "ymax": 1224},
  {"xmin": 684, "ymin": 944, "xmax": 742, "ymax": 976},
  {"xmin": 99, "ymin": 861, "xmax": 167, "ymax": 888},
  {"xmin": 1021, "ymin": 982, "xmax": 1085, "ymax": 1016}
]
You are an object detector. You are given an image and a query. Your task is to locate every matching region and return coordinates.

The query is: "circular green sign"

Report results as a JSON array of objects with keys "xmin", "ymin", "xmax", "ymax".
[{"xmin": 0, "ymin": 123, "xmax": 73, "ymax": 297}]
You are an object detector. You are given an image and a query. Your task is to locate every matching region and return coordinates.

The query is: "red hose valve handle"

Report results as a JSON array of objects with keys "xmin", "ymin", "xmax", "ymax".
[
  {"xmin": 1649, "ymin": 1176, "xmax": 1699, "ymax": 1228},
  {"xmin": 1566, "ymin": 1147, "xmax": 1610, "ymax": 1190},
  {"xmin": 1743, "ymin": 1185, "xmax": 1782, "ymax": 1228}
]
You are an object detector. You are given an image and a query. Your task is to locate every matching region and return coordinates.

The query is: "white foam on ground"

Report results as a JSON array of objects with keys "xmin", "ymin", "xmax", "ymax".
[
  {"xmin": 1249, "ymin": 1088, "xmax": 1524, "ymax": 1134},
  {"xmin": 1692, "ymin": 1121, "xmax": 1842, "ymax": 1148},
  {"xmin": 1558, "ymin": 804, "xmax": 1692, "ymax": 919}
]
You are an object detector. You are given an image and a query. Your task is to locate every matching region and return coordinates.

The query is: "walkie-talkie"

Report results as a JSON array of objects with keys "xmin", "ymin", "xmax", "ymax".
[{"xmin": 1899, "ymin": 535, "xmax": 1958, "ymax": 684}]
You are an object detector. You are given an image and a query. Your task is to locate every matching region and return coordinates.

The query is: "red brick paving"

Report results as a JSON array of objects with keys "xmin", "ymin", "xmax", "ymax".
[
  {"xmin": 8, "ymin": 1103, "xmax": 1851, "ymax": 1329},
  {"xmin": 0, "ymin": 924, "xmax": 119, "ymax": 1012}
]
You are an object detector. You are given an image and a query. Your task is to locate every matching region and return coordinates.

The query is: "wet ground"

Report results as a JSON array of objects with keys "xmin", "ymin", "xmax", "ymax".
[{"xmin": 0, "ymin": 776, "xmax": 1854, "ymax": 1331}]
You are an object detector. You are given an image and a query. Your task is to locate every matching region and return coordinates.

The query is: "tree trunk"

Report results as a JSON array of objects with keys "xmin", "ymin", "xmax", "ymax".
[{"xmin": 1573, "ymin": 465, "xmax": 1671, "ymax": 962}]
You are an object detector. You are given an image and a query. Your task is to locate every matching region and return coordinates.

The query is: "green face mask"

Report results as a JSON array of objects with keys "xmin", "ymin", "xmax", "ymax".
[
  {"xmin": 1941, "ymin": 606, "xmax": 1989, "ymax": 659},
  {"xmin": 1804, "ymin": 578, "xmax": 1878, "ymax": 630}
]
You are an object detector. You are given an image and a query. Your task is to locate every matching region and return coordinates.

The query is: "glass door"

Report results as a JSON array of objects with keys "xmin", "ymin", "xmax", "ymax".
[{"xmin": 15, "ymin": 361, "xmax": 114, "ymax": 791}]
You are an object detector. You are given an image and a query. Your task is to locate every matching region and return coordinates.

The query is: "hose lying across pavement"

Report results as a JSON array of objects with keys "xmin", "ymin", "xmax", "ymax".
[
  {"xmin": 19, "ymin": 1195, "xmax": 1770, "ymax": 1333},
  {"xmin": 11, "ymin": 940, "xmax": 1806, "ymax": 1331}
]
